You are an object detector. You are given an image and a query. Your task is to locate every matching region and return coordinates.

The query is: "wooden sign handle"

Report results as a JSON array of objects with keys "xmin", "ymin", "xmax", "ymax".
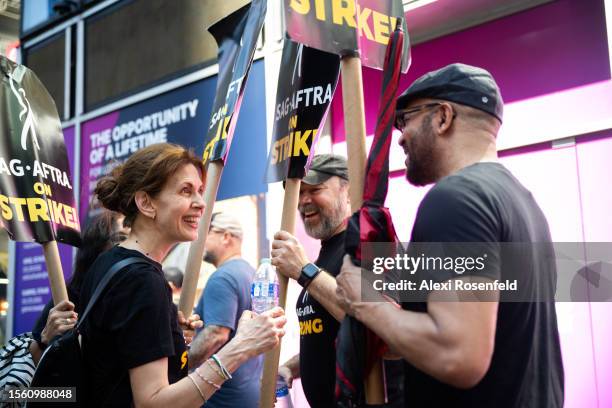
[
  {"xmin": 259, "ymin": 177, "xmax": 301, "ymax": 408},
  {"xmin": 43, "ymin": 240, "xmax": 68, "ymax": 305},
  {"xmin": 341, "ymin": 55, "xmax": 386, "ymax": 405},
  {"xmin": 178, "ymin": 160, "xmax": 224, "ymax": 317}
]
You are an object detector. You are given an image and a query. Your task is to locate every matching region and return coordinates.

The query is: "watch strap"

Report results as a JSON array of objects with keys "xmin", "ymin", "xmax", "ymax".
[{"xmin": 298, "ymin": 263, "xmax": 321, "ymax": 288}]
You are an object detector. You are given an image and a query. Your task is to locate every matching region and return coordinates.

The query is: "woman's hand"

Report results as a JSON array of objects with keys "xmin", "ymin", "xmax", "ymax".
[
  {"xmin": 177, "ymin": 311, "xmax": 203, "ymax": 346},
  {"xmin": 232, "ymin": 307, "xmax": 287, "ymax": 358},
  {"xmin": 41, "ymin": 300, "xmax": 77, "ymax": 344}
]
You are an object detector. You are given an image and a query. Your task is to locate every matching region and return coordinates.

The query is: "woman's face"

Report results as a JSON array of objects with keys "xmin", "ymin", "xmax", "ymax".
[
  {"xmin": 110, "ymin": 215, "xmax": 130, "ymax": 246},
  {"xmin": 151, "ymin": 164, "xmax": 205, "ymax": 243}
]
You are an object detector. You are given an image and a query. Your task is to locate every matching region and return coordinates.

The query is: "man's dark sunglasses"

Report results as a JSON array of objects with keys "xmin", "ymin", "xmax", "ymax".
[{"xmin": 394, "ymin": 102, "xmax": 444, "ymax": 131}]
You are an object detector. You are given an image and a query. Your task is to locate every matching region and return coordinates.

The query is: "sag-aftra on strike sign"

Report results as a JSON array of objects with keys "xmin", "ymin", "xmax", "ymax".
[{"xmin": 285, "ymin": 0, "xmax": 410, "ymax": 72}]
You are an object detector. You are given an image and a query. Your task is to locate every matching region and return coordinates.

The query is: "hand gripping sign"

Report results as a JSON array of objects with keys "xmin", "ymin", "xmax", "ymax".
[
  {"xmin": 260, "ymin": 39, "xmax": 340, "ymax": 408},
  {"xmin": 283, "ymin": 0, "xmax": 411, "ymax": 403},
  {"xmin": 179, "ymin": 0, "xmax": 267, "ymax": 318},
  {"xmin": 0, "ymin": 56, "xmax": 81, "ymax": 305}
]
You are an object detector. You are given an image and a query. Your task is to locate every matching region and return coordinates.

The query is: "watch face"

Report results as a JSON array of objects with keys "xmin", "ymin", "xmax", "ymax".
[{"xmin": 302, "ymin": 263, "xmax": 320, "ymax": 278}]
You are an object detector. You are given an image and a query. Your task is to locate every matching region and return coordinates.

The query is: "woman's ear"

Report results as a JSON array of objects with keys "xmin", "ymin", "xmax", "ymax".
[{"xmin": 134, "ymin": 191, "xmax": 156, "ymax": 220}]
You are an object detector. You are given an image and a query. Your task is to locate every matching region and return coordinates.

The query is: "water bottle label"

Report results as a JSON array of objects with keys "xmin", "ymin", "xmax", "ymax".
[
  {"xmin": 262, "ymin": 282, "xmax": 269, "ymax": 296},
  {"xmin": 272, "ymin": 282, "xmax": 278, "ymax": 298},
  {"xmin": 251, "ymin": 282, "xmax": 261, "ymax": 297}
]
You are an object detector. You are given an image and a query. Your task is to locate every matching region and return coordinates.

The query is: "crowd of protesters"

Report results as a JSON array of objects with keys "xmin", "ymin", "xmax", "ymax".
[{"xmin": 1, "ymin": 64, "xmax": 563, "ymax": 408}]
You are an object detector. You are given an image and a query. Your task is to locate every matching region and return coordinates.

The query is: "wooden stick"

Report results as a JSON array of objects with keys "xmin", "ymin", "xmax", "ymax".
[
  {"xmin": 43, "ymin": 240, "xmax": 68, "ymax": 305},
  {"xmin": 259, "ymin": 177, "xmax": 301, "ymax": 408},
  {"xmin": 341, "ymin": 55, "xmax": 385, "ymax": 404},
  {"xmin": 178, "ymin": 160, "xmax": 224, "ymax": 317},
  {"xmin": 341, "ymin": 56, "xmax": 367, "ymax": 211}
]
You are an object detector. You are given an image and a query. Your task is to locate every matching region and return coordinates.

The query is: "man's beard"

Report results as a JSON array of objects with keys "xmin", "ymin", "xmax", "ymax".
[
  {"xmin": 300, "ymin": 200, "xmax": 346, "ymax": 240},
  {"xmin": 405, "ymin": 116, "xmax": 439, "ymax": 186},
  {"xmin": 203, "ymin": 250, "xmax": 217, "ymax": 265}
]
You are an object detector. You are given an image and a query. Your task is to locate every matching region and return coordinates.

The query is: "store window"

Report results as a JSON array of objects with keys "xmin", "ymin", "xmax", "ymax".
[
  {"xmin": 84, "ymin": 0, "xmax": 223, "ymax": 110},
  {"xmin": 22, "ymin": 33, "xmax": 66, "ymax": 118},
  {"xmin": 21, "ymin": 0, "xmax": 78, "ymax": 37}
]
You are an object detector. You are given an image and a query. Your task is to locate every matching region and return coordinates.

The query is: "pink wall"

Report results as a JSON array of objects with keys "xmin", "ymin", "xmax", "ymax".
[
  {"xmin": 332, "ymin": 0, "xmax": 610, "ymax": 142},
  {"xmin": 379, "ymin": 131, "xmax": 612, "ymax": 408},
  {"xmin": 329, "ymin": 0, "xmax": 611, "ymax": 406}
]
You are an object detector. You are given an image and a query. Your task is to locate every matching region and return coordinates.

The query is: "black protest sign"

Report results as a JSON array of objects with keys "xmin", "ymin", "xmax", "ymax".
[
  {"xmin": 265, "ymin": 39, "xmax": 340, "ymax": 182},
  {"xmin": 202, "ymin": 0, "xmax": 267, "ymax": 164},
  {"xmin": 0, "ymin": 57, "xmax": 80, "ymax": 245},
  {"xmin": 284, "ymin": 0, "xmax": 410, "ymax": 72}
]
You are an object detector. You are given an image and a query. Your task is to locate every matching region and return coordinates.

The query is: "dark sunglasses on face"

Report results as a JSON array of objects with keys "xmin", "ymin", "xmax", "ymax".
[{"xmin": 394, "ymin": 102, "xmax": 445, "ymax": 131}]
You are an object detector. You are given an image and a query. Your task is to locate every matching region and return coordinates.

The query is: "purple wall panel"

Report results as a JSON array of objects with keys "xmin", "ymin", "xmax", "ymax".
[
  {"xmin": 402, "ymin": 0, "xmax": 610, "ymax": 103},
  {"xmin": 332, "ymin": 0, "xmax": 610, "ymax": 142},
  {"xmin": 328, "ymin": 0, "xmax": 611, "ymax": 404}
]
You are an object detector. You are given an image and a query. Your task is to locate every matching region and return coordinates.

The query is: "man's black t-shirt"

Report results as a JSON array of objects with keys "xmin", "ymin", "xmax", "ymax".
[
  {"xmin": 78, "ymin": 246, "xmax": 188, "ymax": 406},
  {"xmin": 297, "ymin": 230, "xmax": 345, "ymax": 407},
  {"xmin": 402, "ymin": 163, "xmax": 564, "ymax": 407}
]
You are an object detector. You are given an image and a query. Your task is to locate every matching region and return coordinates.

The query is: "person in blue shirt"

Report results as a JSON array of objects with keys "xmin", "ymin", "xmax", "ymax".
[{"xmin": 190, "ymin": 212, "xmax": 262, "ymax": 408}]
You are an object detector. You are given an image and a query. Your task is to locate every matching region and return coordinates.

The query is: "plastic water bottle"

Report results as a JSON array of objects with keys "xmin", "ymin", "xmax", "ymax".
[
  {"xmin": 251, "ymin": 258, "xmax": 279, "ymax": 314},
  {"xmin": 275, "ymin": 376, "xmax": 294, "ymax": 408}
]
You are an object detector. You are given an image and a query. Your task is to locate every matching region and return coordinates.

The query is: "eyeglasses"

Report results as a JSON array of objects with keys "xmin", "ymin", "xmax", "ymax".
[{"xmin": 394, "ymin": 102, "xmax": 444, "ymax": 131}]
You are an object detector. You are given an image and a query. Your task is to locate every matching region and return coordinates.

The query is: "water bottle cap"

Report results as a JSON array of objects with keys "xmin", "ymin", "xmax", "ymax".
[{"xmin": 275, "ymin": 385, "xmax": 289, "ymax": 397}]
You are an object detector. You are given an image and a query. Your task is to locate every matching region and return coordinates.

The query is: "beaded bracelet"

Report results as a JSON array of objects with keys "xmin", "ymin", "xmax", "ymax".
[
  {"xmin": 206, "ymin": 358, "xmax": 226, "ymax": 380},
  {"xmin": 194, "ymin": 367, "xmax": 222, "ymax": 390},
  {"xmin": 187, "ymin": 373, "xmax": 206, "ymax": 403},
  {"xmin": 210, "ymin": 354, "xmax": 232, "ymax": 380}
]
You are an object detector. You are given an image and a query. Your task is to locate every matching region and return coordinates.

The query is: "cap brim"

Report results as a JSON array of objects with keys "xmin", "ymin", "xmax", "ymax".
[
  {"xmin": 283, "ymin": 170, "xmax": 333, "ymax": 189},
  {"xmin": 302, "ymin": 170, "xmax": 333, "ymax": 185}
]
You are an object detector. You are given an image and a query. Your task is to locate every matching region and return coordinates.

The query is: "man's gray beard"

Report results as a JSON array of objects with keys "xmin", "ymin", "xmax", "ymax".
[
  {"xmin": 203, "ymin": 251, "xmax": 217, "ymax": 265},
  {"xmin": 302, "ymin": 202, "xmax": 346, "ymax": 240}
]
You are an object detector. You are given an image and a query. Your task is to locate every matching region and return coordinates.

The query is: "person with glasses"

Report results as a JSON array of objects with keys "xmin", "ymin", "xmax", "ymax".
[
  {"xmin": 336, "ymin": 63, "xmax": 563, "ymax": 407},
  {"xmin": 189, "ymin": 212, "xmax": 263, "ymax": 408}
]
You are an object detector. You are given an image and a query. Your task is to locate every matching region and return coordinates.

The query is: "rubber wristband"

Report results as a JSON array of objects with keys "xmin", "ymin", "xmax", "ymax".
[
  {"xmin": 206, "ymin": 358, "xmax": 226, "ymax": 380},
  {"xmin": 211, "ymin": 354, "xmax": 232, "ymax": 380}
]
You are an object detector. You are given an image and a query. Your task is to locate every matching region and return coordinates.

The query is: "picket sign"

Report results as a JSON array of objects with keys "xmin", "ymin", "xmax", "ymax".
[
  {"xmin": 281, "ymin": 0, "xmax": 411, "ymax": 403},
  {"xmin": 179, "ymin": 0, "xmax": 267, "ymax": 317},
  {"xmin": 1, "ymin": 56, "xmax": 82, "ymax": 306}
]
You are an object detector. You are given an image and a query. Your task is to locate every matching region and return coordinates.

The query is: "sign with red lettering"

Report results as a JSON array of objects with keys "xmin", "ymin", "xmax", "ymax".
[
  {"xmin": 0, "ymin": 56, "xmax": 80, "ymax": 245},
  {"xmin": 284, "ymin": 0, "xmax": 410, "ymax": 72}
]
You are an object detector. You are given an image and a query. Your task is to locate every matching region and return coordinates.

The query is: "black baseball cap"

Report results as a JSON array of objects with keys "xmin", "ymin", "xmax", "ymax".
[
  {"xmin": 302, "ymin": 154, "xmax": 349, "ymax": 185},
  {"xmin": 396, "ymin": 63, "xmax": 504, "ymax": 123}
]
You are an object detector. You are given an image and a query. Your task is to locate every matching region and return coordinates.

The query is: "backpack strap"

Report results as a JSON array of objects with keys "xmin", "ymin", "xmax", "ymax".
[{"xmin": 76, "ymin": 257, "xmax": 147, "ymax": 330}]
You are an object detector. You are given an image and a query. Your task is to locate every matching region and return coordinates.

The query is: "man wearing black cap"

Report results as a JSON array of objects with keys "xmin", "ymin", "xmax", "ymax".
[
  {"xmin": 336, "ymin": 63, "xmax": 564, "ymax": 407},
  {"xmin": 271, "ymin": 153, "xmax": 352, "ymax": 407}
]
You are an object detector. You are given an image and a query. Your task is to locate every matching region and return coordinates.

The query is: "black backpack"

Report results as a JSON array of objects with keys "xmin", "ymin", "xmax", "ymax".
[{"xmin": 28, "ymin": 257, "xmax": 146, "ymax": 407}]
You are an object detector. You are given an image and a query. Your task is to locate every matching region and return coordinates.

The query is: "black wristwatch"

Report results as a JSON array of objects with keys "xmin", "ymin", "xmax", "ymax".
[{"xmin": 298, "ymin": 263, "xmax": 321, "ymax": 288}]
